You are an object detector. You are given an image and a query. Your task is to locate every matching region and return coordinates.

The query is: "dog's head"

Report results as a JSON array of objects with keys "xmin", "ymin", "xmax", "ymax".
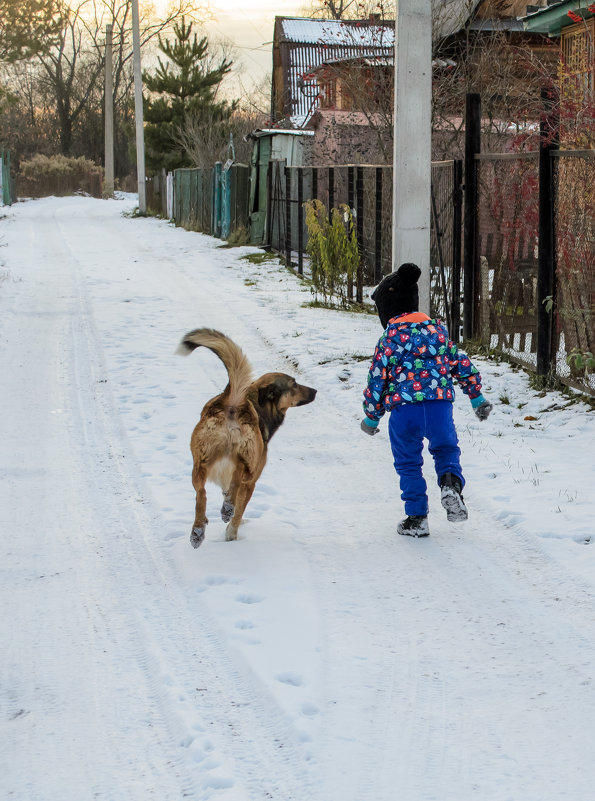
[{"xmin": 251, "ymin": 373, "xmax": 316, "ymax": 441}]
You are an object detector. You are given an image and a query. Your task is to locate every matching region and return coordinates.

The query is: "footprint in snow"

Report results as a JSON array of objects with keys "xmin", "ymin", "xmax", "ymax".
[
  {"xmin": 234, "ymin": 620, "xmax": 255, "ymax": 630},
  {"xmin": 245, "ymin": 501, "xmax": 269, "ymax": 519},
  {"xmin": 276, "ymin": 672, "xmax": 304, "ymax": 687},
  {"xmin": 204, "ymin": 575, "xmax": 239, "ymax": 587},
  {"xmin": 203, "ymin": 776, "xmax": 235, "ymax": 790},
  {"xmin": 253, "ymin": 483, "xmax": 277, "ymax": 497},
  {"xmin": 235, "ymin": 592, "xmax": 264, "ymax": 605}
]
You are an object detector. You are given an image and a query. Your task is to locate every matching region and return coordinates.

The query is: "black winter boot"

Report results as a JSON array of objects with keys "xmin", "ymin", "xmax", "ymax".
[
  {"xmin": 440, "ymin": 473, "xmax": 468, "ymax": 522},
  {"xmin": 397, "ymin": 515, "xmax": 430, "ymax": 538}
]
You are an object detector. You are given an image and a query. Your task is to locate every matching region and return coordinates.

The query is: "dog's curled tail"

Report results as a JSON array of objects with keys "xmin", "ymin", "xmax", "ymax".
[{"xmin": 177, "ymin": 328, "xmax": 253, "ymax": 406}]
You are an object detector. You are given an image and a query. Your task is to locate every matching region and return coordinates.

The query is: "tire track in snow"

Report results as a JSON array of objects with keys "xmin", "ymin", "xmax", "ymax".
[{"xmin": 53, "ymin": 208, "xmax": 317, "ymax": 800}]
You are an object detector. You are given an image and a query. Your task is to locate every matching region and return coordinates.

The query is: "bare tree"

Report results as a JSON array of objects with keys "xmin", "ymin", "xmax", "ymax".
[
  {"xmin": 299, "ymin": 0, "xmax": 392, "ymax": 20},
  {"xmin": 431, "ymin": 0, "xmax": 558, "ymax": 158},
  {"xmin": 1, "ymin": 0, "xmax": 208, "ymax": 167},
  {"xmin": 305, "ymin": 0, "xmax": 557, "ymax": 162}
]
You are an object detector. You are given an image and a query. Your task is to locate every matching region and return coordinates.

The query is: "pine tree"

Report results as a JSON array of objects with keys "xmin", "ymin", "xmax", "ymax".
[
  {"xmin": 143, "ymin": 18, "xmax": 235, "ymax": 173},
  {"xmin": 0, "ymin": 0, "xmax": 62, "ymax": 63}
]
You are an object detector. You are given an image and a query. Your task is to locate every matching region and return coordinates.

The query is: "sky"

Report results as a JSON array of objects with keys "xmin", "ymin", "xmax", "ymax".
[
  {"xmin": 204, "ymin": 1, "xmax": 304, "ymax": 91},
  {"xmin": 152, "ymin": 0, "xmax": 308, "ymax": 93}
]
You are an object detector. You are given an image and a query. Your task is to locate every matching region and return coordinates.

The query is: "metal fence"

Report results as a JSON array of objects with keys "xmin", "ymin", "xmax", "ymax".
[
  {"xmin": 475, "ymin": 149, "xmax": 594, "ymax": 396},
  {"xmin": 171, "ymin": 163, "xmax": 249, "ymax": 238},
  {"xmin": 476, "ymin": 152, "xmax": 540, "ymax": 368},
  {"xmin": 1, "ymin": 150, "xmax": 12, "ymax": 206},
  {"xmin": 267, "ymin": 159, "xmax": 463, "ymax": 326},
  {"xmin": 553, "ymin": 151, "xmax": 595, "ymax": 393}
]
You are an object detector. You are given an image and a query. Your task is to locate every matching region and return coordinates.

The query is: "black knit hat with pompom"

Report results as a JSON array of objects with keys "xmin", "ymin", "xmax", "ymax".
[{"xmin": 371, "ymin": 263, "xmax": 422, "ymax": 328}]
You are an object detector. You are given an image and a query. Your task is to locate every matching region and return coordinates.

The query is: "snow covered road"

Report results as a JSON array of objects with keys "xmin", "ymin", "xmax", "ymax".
[{"xmin": 1, "ymin": 196, "xmax": 595, "ymax": 800}]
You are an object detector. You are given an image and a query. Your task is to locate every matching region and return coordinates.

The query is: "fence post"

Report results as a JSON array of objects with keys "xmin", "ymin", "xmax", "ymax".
[
  {"xmin": 285, "ymin": 164, "xmax": 292, "ymax": 268},
  {"xmin": 265, "ymin": 161, "xmax": 273, "ymax": 246},
  {"xmin": 463, "ymin": 93, "xmax": 481, "ymax": 341},
  {"xmin": 356, "ymin": 166, "xmax": 364, "ymax": 304},
  {"xmin": 328, "ymin": 166, "xmax": 335, "ymax": 213},
  {"xmin": 537, "ymin": 87, "xmax": 559, "ymax": 376},
  {"xmin": 452, "ymin": 159, "xmax": 463, "ymax": 339},
  {"xmin": 374, "ymin": 167, "xmax": 383, "ymax": 284},
  {"xmin": 213, "ymin": 162, "xmax": 222, "ymax": 237},
  {"xmin": 297, "ymin": 167, "xmax": 304, "ymax": 275},
  {"xmin": 348, "ymin": 167, "xmax": 355, "ymax": 300},
  {"xmin": 312, "ymin": 166, "xmax": 318, "ymax": 201}
]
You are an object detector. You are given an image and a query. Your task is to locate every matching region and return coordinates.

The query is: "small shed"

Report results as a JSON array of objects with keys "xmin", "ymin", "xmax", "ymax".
[{"xmin": 247, "ymin": 128, "xmax": 314, "ymax": 245}]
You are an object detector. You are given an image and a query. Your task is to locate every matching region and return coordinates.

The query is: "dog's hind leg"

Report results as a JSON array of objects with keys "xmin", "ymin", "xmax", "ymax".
[
  {"xmin": 221, "ymin": 490, "xmax": 234, "ymax": 523},
  {"xmin": 225, "ymin": 477, "xmax": 256, "ymax": 541},
  {"xmin": 190, "ymin": 463, "xmax": 209, "ymax": 548},
  {"xmin": 221, "ymin": 461, "xmax": 243, "ymax": 527}
]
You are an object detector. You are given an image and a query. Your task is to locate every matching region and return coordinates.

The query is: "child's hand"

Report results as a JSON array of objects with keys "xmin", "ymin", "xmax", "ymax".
[
  {"xmin": 471, "ymin": 394, "xmax": 493, "ymax": 421},
  {"xmin": 361, "ymin": 418, "xmax": 380, "ymax": 436}
]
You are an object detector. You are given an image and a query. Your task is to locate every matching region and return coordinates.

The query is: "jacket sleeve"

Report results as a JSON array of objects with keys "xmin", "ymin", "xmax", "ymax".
[
  {"xmin": 362, "ymin": 335, "xmax": 391, "ymax": 421},
  {"xmin": 447, "ymin": 341, "xmax": 483, "ymax": 400}
]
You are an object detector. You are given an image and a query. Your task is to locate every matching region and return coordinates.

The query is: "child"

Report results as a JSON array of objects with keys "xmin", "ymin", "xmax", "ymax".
[{"xmin": 361, "ymin": 263, "xmax": 492, "ymax": 538}]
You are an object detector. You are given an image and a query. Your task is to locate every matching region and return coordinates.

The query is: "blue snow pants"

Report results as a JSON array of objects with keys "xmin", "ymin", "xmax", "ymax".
[{"xmin": 388, "ymin": 400, "xmax": 464, "ymax": 517}]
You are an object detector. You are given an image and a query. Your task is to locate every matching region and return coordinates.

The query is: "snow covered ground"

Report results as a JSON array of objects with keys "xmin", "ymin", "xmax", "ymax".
[{"xmin": 1, "ymin": 194, "xmax": 594, "ymax": 801}]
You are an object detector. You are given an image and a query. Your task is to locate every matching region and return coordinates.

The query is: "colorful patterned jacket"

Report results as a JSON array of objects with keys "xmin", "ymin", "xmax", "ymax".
[{"xmin": 363, "ymin": 312, "xmax": 483, "ymax": 421}]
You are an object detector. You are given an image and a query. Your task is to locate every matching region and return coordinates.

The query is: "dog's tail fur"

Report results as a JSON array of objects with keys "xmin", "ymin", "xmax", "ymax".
[{"xmin": 177, "ymin": 328, "xmax": 253, "ymax": 407}]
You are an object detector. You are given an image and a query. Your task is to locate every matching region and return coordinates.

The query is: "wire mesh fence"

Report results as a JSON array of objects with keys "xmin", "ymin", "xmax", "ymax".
[
  {"xmin": 553, "ymin": 151, "xmax": 595, "ymax": 394},
  {"xmin": 475, "ymin": 149, "xmax": 595, "ymax": 395},
  {"xmin": 268, "ymin": 160, "xmax": 463, "ymax": 325},
  {"xmin": 168, "ymin": 145, "xmax": 593, "ymax": 397},
  {"xmin": 476, "ymin": 153, "xmax": 540, "ymax": 370}
]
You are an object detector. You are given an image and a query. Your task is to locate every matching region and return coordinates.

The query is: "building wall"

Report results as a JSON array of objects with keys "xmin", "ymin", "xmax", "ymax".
[{"xmin": 302, "ymin": 110, "xmax": 392, "ymax": 165}]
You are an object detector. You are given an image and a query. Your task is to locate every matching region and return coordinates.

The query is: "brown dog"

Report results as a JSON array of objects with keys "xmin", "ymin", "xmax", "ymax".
[{"xmin": 177, "ymin": 328, "xmax": 317, "ymax": 548}]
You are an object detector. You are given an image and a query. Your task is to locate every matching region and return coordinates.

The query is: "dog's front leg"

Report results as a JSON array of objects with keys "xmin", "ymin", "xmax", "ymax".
[
  {"xmin": 225, "ymin": 479, "xmax": 255, "ymax": 541},
  {"xmin": 190, "ymin": 463, "xmax": 209, "ymax": 548}
]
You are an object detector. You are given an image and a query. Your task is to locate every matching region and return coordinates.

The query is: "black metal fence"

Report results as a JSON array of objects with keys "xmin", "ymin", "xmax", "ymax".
[
  {"xmin": 552, "ymin": 151, "xmax": 595, "ymax": 393},
  {"xmin": 165, "ymin": 93, "xmax": 593, "ymax": 397},
  {"xmin": 471, "ymin": 146, "xmax": 594, "ymax": 396},
  {"xmin": 267, "ymin": 159, "xmax": 463, "ymax": 328},
  {"xmin": 475, "ymin": 152, "xmax": 540, "ymax": 367},
  {"xmin": 464, "ymin": 91, "xmax": 594, "ymax": 397}
]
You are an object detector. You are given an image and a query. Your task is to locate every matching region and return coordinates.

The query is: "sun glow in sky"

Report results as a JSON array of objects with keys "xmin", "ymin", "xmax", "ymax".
[{"xmin": 153, "ymin": 1, "xmax": 307, "ymax": 90}]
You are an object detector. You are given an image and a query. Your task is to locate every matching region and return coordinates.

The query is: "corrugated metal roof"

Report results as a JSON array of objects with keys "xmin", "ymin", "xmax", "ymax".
[
  {"xmin": 274, "ymin": 18, "xmax": 394, "ymax": 127},
  {"xmin": 279, "ymin": 17, "xmax": 395, "ymax": 48}
]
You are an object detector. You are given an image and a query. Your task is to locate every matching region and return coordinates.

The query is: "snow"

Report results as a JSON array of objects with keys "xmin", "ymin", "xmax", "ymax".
[{"xmin": 1, "ymin": 194, "xmax": 594, "ymax": 801}]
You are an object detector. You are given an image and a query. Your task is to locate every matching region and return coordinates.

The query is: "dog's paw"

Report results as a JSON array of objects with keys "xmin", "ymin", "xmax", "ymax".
[
  {"xmin": 225, "ymin": 523, "xmax": 238, "ymax": 542},
  {"xmin": 221, "ymin": 500, "xmax": 234, "ymax": 523},
  {"xmin": 190, "ymin": 526, "xmax": 205, "ymax": 549}
]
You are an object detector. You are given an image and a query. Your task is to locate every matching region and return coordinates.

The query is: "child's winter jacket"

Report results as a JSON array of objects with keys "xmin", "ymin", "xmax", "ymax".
[{"xmin": 363, "ymin": 312, "xmax": 483, "ymax": 422}]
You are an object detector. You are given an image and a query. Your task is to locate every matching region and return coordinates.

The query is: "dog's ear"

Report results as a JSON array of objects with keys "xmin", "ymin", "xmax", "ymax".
[{"xmin": 258, "ymin": 382, "xmax": 282, "ymax": 407}]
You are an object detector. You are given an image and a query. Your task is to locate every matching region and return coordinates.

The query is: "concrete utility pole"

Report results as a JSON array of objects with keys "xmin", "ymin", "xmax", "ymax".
[
  {"xmin": 103, "ymin": 23, "xmax": 114, "ymax": 198},
  {"xmin": 392, "ymin": 0, "xmax": 432, "ymax": 311},
  {"xmin": 131, "ymin": 0, "xmax": 146, "ymax": 214}
]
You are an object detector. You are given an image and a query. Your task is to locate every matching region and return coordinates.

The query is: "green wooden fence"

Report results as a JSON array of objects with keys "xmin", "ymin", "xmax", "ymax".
[{"xmin": 172, "ymin": 162, "xmax": 249, "ymax": 239}]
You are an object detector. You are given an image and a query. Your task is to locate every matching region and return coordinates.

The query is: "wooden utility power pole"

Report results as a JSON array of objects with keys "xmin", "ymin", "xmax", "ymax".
[
  {"xmin": 103, "ymin": 23, "xmax": 114, "ymax": 198},
  {"xmin": 392, "ymin": 0, "xmax": 432, "ymax": 311},
  {"xmin": 131, "ymin": 0, "xmax": 146, "ymax": 214}
]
